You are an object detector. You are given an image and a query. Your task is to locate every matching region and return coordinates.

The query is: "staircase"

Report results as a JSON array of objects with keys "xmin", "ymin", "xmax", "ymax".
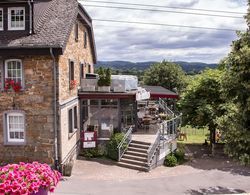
[{"xmin": 117, "ymin": 140, "xmax": 151, "ymax": 171}]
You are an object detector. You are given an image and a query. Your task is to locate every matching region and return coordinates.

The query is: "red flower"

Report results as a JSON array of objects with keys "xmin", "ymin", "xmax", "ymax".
[{"xmin": 4, "ymin": 79, "xmax": 22, "ymax": 93}]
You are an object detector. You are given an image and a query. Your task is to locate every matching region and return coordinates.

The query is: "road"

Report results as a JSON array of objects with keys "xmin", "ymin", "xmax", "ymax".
[{"xmin": 54, "ymin": 157, "xmax": 250, "ymax": 195}]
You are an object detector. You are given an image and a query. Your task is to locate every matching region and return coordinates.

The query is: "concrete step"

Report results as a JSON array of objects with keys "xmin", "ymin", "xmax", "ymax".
[
  {"xmin": 129, "ymin": 143, "xmax": 150, "ymax": 150},
  {"xmin": 131, "ymin": 140, "xmax": 151, "ymax": 146},
  {"xmin": 120, "ymin": 158, "xmax": 147, "ymax": 166},
  {"xmin": 117, "ymin": 162, "xmax": 148, "ymax": 172},
  {"xmin": 125, "ymin": 150, "xmax": 148, "ymax": 158},
  {"xmin": 127, "ymin": 147, "xmax": 148, "ymax": 154},
  {"xmin": 122, "ymin": 154, "xmax": 147, "ymax": 162}
]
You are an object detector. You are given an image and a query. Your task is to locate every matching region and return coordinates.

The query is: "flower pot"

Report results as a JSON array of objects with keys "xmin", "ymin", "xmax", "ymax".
[
  {"xmin": 31, "ymin": 188, "xmax": 48, "ymax": 195},
  {"xmin": 98, "ymin": 86, "xmax": 110, "ymax": 92}
]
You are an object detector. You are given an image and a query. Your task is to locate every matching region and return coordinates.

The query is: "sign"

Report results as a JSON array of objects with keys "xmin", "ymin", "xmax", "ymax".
[{"xmin": 82, "ymin": 131, "xmax": 97, "ymax": 148}]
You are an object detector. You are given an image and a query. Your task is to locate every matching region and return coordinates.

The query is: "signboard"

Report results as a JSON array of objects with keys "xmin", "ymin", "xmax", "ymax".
[{"xmin": 82, "ymin": 131, "xmax": 97, "ymax": 148}]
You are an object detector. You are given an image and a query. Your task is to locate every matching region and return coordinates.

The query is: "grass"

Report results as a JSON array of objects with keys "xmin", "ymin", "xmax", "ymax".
[{"xmin": 177, "ymin": 126, "xmax": 209, "ymax": 144}]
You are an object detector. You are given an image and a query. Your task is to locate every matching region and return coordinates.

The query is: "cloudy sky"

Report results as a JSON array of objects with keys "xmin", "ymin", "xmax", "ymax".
[{"xmin": 80, "ymin": 0, "xmax": 248, "ymax": 63}]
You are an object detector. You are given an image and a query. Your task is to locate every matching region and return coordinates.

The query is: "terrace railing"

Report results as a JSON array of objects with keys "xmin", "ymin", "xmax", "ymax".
[
  {"xmin": 158, "ymin": 98, "xmax": 175, "ymax": 116},
  {"xmin": 160, "ymin": 114, "xmax": 182, "ymax": 137},
  {"xmin": 117, "ymin": 126, "xmax": 133, "ymax": 161},
  {"xmin": 147, "ymin": 129, "xmax": 161, "ymax": 169}
]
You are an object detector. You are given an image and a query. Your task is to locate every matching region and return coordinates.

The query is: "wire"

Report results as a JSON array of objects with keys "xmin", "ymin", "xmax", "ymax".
[
  {"xmin": 93, "ymin": 18, "xmax": 243, "ymax": 31},
  {"xmin": 81, "ymin": 0, "xmax": 246, "ymax": 15},
  {"xmin": 84, "ymin": 4, "xmax": 244, "ymax": 19}
]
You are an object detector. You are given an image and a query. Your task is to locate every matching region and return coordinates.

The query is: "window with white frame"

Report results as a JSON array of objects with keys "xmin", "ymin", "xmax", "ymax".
[
  {"xmin": 68, "ymin": 106, "xmax": 78, "ymax": 134},
  {"xmin": 5, "ymin": 59, "xmax": 23, "ymax": 85},
  {"xmin": 6, "ymin": 112, "xmax": 25, "ymax": 142},
  {"xmin": 0, "ymin": 8, "xmax": 3, "ymax": 30},
  {"xmin": 8, "ymin": 7, "xmax": 25, "ymax": 30}
]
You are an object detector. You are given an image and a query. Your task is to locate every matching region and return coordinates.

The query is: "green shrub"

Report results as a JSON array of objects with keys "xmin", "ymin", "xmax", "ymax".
[
  {"xmin": 174, "ymin": 149, "xmax": 185, "ymax": 164},
  {"xmin": 81, "ymin": 148, "xmax": 103, "ymax": 159},
  {"xmin": 164, "ymin": 154, "xmax": 177, "ymax": 167},
  {"xmin": 107, "ymin": 133, "xmax": 127, "ymax": 160}
]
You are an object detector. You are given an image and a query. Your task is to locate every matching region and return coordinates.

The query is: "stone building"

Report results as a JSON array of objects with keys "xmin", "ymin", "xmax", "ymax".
[{"xmin": 0, "ymin": 0, "xmax": 96, "ymax": 170}]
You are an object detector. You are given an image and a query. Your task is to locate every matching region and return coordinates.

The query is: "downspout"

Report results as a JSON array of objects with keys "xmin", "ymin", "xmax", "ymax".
[
  {"xmin": 27, "ymin": 0, "xmax": 33, "ymax": 34},
  {"xmin": 50, "ymin": 48, "xmax": 59, "ymax": 170}
]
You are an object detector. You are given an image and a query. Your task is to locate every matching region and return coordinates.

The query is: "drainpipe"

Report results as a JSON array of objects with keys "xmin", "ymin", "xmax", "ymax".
[
  {"xmin": 27, "ymin": 0, "xmax": 33, "ymax": 34},
  {"xmin": 50, "ymin": 48, "xmax": 59, "ymax": 170}
]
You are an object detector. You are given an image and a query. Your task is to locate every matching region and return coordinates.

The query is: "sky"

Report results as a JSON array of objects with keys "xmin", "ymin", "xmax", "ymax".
[{"xmin": 80, "ymin": 0, "xmax": 248, "ymax": 63}]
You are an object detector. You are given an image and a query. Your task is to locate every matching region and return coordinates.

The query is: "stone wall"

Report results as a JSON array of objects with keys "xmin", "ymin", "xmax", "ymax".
[
  {"xmin": 58, "ymin": 19, "xmax": 94, "ymax": 103},
  {"xmin": 0, "ymin": 56, "xmax": 55, "ymax": 165},
  {"xmin": 57, "ymin": 19, "xmax": 95, "ymax": 165}
]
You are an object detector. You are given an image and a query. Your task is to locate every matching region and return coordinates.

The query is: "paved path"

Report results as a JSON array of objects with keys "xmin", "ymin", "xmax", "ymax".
[{"xmin": 55, "ymin": 157, "xmax": 250, "ymax": 195}]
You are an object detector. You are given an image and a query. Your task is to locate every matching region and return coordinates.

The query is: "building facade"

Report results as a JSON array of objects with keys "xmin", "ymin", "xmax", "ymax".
[{"xmin": 0, "ymin": 0, "xmax": 96, "ymax": 169}]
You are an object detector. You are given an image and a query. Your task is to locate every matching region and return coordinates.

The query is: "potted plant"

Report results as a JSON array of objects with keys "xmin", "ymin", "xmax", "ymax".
[
  {"xmin": 4, "ymin": 79, "xmax": 22, "ymax": 108},
  {"xmin": 70, "ymin": 79, "xmax": 77, "ymax": 90},
  {"xmin": 0, "ymin": 162, "xmax": 61, "ymax": 195},
  {"xmin": 97, "ymin": 67, "xmax": 111, "ymax": 92}
]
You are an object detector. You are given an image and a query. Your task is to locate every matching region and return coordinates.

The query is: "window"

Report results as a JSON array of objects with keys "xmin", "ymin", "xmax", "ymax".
[
  {"xmin": 75, "ymin": 23, "xmax": 78, "ymax": 42},
  {"xmin": 80, "ymin": 63, "xmax": 84, "ymax": 79},
  {"xmin": 84, "ymin": 31, "xmax": 87, "ymax": 48},
  {"xmin": 8, "ymin": 7, "xmax": 25, "ymax": 30},
  {"xmin": 0, "ymin": 8, "xmax": 3, "ymax": 30},
  {"xmin": 6, "ymin": 112, "xmax": 25, "ymax": 143},
  {"xmin": 69, "ymin": 60, "xmax": 74, "ymax": 81},
  {"xmin": 68, "ymin": 106, "xmax": 78, "ymax": 134},
  {"xmin": 88, "ymin": 64, "xmax": 91, "ymax": 73},
  {"xmin": 5, "ymin": 59, "xmax": 23, "ymax": 85}
]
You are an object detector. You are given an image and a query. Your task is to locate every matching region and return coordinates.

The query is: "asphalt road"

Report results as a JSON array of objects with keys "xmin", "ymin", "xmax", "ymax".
[{"xmin": 54, "ymin": 157, "xmax": 250, "ymax": 195}]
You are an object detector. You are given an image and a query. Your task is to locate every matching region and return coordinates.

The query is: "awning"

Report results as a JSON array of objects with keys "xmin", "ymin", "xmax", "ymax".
[{"xmin": 142, "ymin": 85, "xmax": 179, "ymax": 99}]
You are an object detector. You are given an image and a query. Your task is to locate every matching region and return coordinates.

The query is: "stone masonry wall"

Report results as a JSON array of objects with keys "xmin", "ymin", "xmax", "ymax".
[
  {"xmin": 57, "ymin": 19, "xmax": 95, "ymax": 164},
  {"xmin": 0, "ymin": 56, "xmax": 55, "ymax": 165},
  {"xmin": 58, "ymin": 19, "xmax": 94, "ymax": 103}
]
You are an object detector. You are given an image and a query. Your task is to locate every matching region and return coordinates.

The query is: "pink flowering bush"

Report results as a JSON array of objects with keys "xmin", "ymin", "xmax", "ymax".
[{"xmin": 0, "ymin": 162, "xmax": 61, "ymax": 195}]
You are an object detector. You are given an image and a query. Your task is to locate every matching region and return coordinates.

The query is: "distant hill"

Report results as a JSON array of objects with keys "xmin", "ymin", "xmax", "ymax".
[{"xmin": 96, "ymin": 60, "xmax": 218, "ymax": 74}]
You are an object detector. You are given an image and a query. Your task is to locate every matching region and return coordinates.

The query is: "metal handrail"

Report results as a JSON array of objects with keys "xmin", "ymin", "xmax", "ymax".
[
  {"xmin": 158, "ymin": 98, "xmax": 175, "ymax": 116},
  {"xmin": 117, "ymin": 126, "xmax": 133, "ymax": 161},
  {"xmin": 147, "ymin": 130, "xmax": 161, "ymax": 168},
  {"xmin": 160, "ymin": 114, "xmax": 182, "ymax": 136}
]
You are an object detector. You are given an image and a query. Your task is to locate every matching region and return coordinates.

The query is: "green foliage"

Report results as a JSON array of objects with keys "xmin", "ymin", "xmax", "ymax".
[
  {"xmin": 174, "ymin": 149, "xmax": 185, "ymax": 164},
  {"xmin": 179, "ymin": 69, "xmax": 225, "ymax": 143},
  {"xmin": 217, "ymin": 29, "xmax": 250, "ymax": 164},
  {"xmin": 107, "ymin": 133, "xmax": 127, "ymax": 161},
  {"xmin": 164, "ymin": 154, "xmax": 178, "ymax": 167},
  {"xmin": 97, "ymin": 67, "xmax": 111, "ymax": 86},
  {"xmin": 143, "ymin": 60, "xmax": 187, "ymax": 92},
  {"xmin": 80, "ymin": 148, "xmax": 104, "ymax": 159}
]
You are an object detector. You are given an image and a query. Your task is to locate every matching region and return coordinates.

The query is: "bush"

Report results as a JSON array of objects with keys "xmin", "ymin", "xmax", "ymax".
[
  {"xmin": 174, "ymin": 149, "xmax": 185, "ymax": 164},
  {"xmin": 107, "ymin": 133, "xmax": 127, "ymax": 160},
  {"xmin": 164, "ymin": 154, "xmax": 178, "ymax": 167},
  {"xmin": 81, "ymin": 148, "xmax": 103, "ymax": 159}
]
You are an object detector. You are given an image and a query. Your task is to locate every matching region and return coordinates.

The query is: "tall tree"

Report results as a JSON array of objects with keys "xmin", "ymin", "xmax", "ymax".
[
  {"xmin": 143, "ymin": 61, "xmax": 187, "ymax": 92},
  {"xmin": 179, "ymin": 69, "xmax": 225, "ymax": 143},
  {"xmin": 218, "ymin": 9, "xmax": 250, "ymax": 164}
]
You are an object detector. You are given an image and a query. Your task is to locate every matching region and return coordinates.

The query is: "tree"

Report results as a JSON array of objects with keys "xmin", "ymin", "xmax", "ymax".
[
  {"xmin": 218, "ymin": 30, "xmax": 250, "ymax": 164},
  {"xmin": 179, "ymin": 69, "xmax": 225, "ymax": 143},
  {"xmin": 143, "ymin": 61, "xmax": 187, "ymax": 92}
]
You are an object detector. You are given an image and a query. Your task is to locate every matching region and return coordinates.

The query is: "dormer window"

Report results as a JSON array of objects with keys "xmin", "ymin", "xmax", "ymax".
[
  {"xmin": 0, "ymin": 8, "xmax": 3, "ymax": 31},
  {"xmin": 8, "ymin": 7, "xmax": 25, "ymax": 30}
]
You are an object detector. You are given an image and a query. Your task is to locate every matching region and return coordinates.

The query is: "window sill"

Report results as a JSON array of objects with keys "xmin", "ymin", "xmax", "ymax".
[
  {"xmin": 68, "ymin": 129, "xmax": 78, "ymax": 140},
  {"xmin": 4, "ymin": 141, "xmax": 26, "ymax": 146}
]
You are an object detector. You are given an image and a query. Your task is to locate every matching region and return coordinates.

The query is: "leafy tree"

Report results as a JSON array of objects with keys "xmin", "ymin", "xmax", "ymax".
[
  {"xmin": 179, "ymin": 69, "xmax": 225, "ymax": 143},
  {"xmin": 218, "ymin": 30, "xmax": 250, "ymax": 164},
  {"xmin": 143, "ymin": 60, "xmax": 187, "ymax": 92}
]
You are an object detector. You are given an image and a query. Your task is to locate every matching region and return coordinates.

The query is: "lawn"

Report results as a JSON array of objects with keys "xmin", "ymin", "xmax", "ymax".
[{"xmin": 178, "ymin": 126, "xmax": 209, "ymax": 144}]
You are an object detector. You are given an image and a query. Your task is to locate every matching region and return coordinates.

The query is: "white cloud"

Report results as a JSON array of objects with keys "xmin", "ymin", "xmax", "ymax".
[{"xmin": 80, "ymin": 0, "xmax": 248, "ymax": 63}]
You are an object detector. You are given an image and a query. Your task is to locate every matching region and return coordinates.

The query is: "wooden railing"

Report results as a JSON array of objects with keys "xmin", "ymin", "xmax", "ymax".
[
  {"xmin": 147, "ymin": 130, "xmax": 161, "ymax": 169},
  {"xmin": 117, "ymin": 126, "xmax": 133, "ymax": 161}
]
